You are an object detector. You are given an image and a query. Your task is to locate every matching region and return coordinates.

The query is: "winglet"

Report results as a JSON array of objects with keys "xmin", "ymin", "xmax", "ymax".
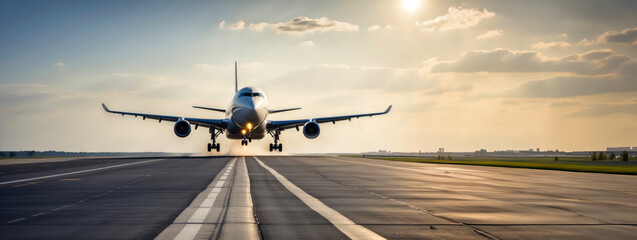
[
  {"xmin": 102, "ymin": 103, "xmax": 111, "ymax": 112},
  {"xmin": 234, "ymin": 61, "xmax": 238, "ymax": 93},
  {"xmin": 384, "ymin": 105, "xmax": 392, "ymax": 114}
]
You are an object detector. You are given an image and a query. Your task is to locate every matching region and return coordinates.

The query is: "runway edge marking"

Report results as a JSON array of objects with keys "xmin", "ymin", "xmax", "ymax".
[
  {"xmin": 0, "ymin": 159, "xmax": 165, "ymax": 186},
  {"xmin": 253, "ymin": 156, "xmax": 386, "ymax": 240}
]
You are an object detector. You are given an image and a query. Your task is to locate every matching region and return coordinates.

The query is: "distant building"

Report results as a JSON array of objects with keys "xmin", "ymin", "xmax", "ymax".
[
  {"xmin": 537, "ymin": 148, "xmax": 540, "ymax": 152},
  {"xmin": 437, "ymin": 148, "xmax": 445, "ymax": 153},
  {"xmin": 633, "ymin": 147, "xmax": 637, "ymax": 151},
  {"xmin": 607, "ymin": 147, "xmax": 631, "ymax": 151}
]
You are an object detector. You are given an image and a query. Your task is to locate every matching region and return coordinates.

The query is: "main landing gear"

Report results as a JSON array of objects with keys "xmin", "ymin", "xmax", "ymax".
[
  {"xmin": 208, "ymin": 142, "xmax": 220, "ymax": 152},
  {"xmin": 208, "ymin": 128, "xmax": 221, "ymax": 152},
  {"xmin": 268, "ymin": 129, "xmax": 283, "ymax": 152}
]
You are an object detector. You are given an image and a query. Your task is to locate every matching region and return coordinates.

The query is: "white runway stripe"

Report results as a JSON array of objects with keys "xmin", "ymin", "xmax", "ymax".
[
  {"xmin": 172, "ymin": 158, "xmax": 236, "ymax": 240},
  {"xmin": 253, "ymin": 156, "xmax": 386, "ymax": 240},
  {"xmin": 0, "ymin": 159, "xmax": 165, "ymax": 186}
]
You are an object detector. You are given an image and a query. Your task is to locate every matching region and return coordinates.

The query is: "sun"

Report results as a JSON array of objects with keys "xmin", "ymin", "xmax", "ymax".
[{"xmin": 402, "ymin": 0, "xmax": 421, "ymax": 12}]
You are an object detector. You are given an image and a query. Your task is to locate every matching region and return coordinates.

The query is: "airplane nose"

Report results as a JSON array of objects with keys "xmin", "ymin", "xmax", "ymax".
[{"xmin": 234, "ymin": 107, "xmax": 264, "ymax": 130}]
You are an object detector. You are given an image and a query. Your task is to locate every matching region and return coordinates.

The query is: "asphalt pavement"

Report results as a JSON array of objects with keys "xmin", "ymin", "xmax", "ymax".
[{"xmin": 1, "ymin": 155, "xmax": 636, "ymax": 239}]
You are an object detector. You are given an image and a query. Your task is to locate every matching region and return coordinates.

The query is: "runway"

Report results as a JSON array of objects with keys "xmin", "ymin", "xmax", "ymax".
[{"xmin": 1, "ymin": 156, "xmax": 636, "ymax": 239}]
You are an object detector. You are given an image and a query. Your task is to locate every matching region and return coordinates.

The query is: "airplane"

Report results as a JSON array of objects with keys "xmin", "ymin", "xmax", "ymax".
[{"xmin": 102, "ymin": 62, "xmax": 391, "ymax": 152}]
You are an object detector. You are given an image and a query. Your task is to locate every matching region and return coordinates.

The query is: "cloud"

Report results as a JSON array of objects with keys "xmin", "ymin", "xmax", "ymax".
[
  {"xmin": 298, "ymin": 40, "xmax": 315, "ymax": 47},
  {"xmin": 531, "ymin": 41, "xmax": 571, "ymax": 49},
  {"xmin": 476, "ymin": 29, "xmax": 502, "ymax": 40},
  {"xmin": 248, "ymin": 22, "xmax": 269, "ymax": 31},
  {"xmin": 415, "ymin": 6, "xmax": 495, "ymax": 32},
  {"xmin": 432, "ymin": 48, "xmax": 630, "ymax": 75},
  {"xmin": 267, "ymin": 64, "xmax": 433, "ymax": 93},
  {"xmin": 271, "ymin": 17, "xmax": 358, "ymax": 35},
  {"xmin": 425, "ymin": 84, "xmax": 473, "ymax": 95},
  {"xmin": 568, "ymin": 104, "xmax": 637, "ymax": 117},
  {"xmin": 229, "ymin": 21, "xmax": 245, "ymax": 30},
  {"xmin": 83, "ymin": 73, "xmax": 174, "ymax": 93},
  {"xmin": 367, "ymin": 25, "xmax": 393, "ymax": 32},
  {"xmin": 194, "ymin": 63, "xmax": 214, "ymax": 69},
  {"xmin": 55, "ymin": 62, "xmax": 65, "ymax": 66},
  {"xmin": 239, "ymin": 61, "xmax": 263, "ymax": 67},
  {"xmin": 554, "ymin": 33, "xmax": 568, "ymax": 38},
  {"xmin": 550, "ymin": 101, "xmax": 577, "ymax": 108},
  {"xmin": 505, "ymin": 61, "xmax": 637, "ymax": 98},
  {"xmin": 581, "ymin": 27, "xmax": 637, "ymax": 45},
  {"xmin": 0, "ymin": 83, "xmax": 47, "ymax": 89},
  {"xmin": 367, "ymin": 25, "xmax": 381, "ymax": 32},
  {"xmin": 220, "ymin": 17, "xmax": 358, "ymax": 35}
]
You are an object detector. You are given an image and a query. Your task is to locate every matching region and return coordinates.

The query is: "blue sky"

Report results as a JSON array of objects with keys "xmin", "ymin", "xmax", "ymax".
[{"xmin": 1, "ymin": 0, "xmax": 636, "ymax": 153}]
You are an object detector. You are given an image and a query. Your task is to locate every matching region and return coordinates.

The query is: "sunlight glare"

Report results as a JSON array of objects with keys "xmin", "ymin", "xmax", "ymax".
[{"xmin": 402, "ymin": 0, "xmax": 421, "ymax": 12}]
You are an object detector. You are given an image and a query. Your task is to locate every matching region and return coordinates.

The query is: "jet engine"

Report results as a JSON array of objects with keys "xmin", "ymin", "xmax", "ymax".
[
  {"xmin": 174, "ymin": 119, "xmax": 191, "ymax": 138},
  {"xmin": 302, "ymin": 121, "xmax": 320, "ymax": 139}
]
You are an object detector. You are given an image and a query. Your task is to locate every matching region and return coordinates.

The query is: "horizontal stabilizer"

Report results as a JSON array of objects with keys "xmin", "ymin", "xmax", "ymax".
[
  {"xmin": 268, "ymin": 107, "xmax": 302, "ymax": 114},
  {"xmin": 193, "ymin": 106, "xmax": 226, "ymax": 113}
]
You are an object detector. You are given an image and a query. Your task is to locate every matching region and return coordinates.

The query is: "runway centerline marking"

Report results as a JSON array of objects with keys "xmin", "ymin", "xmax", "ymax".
[
  {"xmin": 172, "ymin": 157, "xmax": 237, "ymax": 240},
  {"xmin": 253, "ymin": 156, "xmax": 386, "ymax": 240},
  {"xmin": 31, "ymin": 212, "xmax": 46, "ymax": 217},
  {"xmin": 0, "ymin": 158, "xmax": 166, "ymax": 186},
  {"xmin": 7, "ymin": 218, "xmax": 25, "ymax": 224}
]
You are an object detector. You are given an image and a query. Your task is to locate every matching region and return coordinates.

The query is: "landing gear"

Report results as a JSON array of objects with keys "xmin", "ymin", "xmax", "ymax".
[
  {"xmin": 268, "ymin": 129, "xmax": 283, "ymax": 152},
  {"xmin": 241, "ymin": 139, "xmax": 248, "ymax": 146},
  {"xmin": 208, "ymin": 128, "xmax": 221, "ymax": 152},
  {"xmin": 208, "ymin": 142, "xmax": 220, "ymax": 152},
  {"xmin": 269, "ymin": 143, "xmax": 282, "ymax": 152}
]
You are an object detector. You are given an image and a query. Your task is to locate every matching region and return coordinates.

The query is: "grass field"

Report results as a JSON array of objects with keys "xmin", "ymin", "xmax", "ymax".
[{"xmin": 351, "ymin": 155, "xmax": 637, "ymax": 175}]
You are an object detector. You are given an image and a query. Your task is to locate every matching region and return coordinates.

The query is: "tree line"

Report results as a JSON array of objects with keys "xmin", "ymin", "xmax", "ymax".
[{"xmin": 591, "ymin": 150, "xmax": 632, "ymax": 161}]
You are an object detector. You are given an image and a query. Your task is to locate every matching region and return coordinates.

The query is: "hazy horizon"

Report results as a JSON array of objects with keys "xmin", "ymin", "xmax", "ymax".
[{"xmin": 1, "ymin": 0, "xmax": 636, "ymax": 153}]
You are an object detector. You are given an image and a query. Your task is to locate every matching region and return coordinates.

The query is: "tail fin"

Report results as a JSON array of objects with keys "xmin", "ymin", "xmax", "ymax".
[{"xmin": 234, "ymin": 61, "xmax": 238, "ymax": 93}]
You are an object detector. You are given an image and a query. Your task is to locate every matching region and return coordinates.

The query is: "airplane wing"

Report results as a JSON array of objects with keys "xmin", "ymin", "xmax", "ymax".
[
  {"xmin": 102, "ymin": 104, "xmax": 226, "ymax": 129},
  {"xmin": 192, "ymin": 106, "xmax": 226, "ymax": 113},
  {"xmin": 268, "ymin": 107, "xmax": 301, "ymax": 114},
  {"xmin": 267, "ymin": 105, "xmax": 391, "ymax": 131}
]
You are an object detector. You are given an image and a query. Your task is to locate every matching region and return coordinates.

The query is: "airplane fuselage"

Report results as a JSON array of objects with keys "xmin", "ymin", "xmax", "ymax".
[{"xmin": 224, "ymin": 87, "xmax": 268, "ymax": 139}]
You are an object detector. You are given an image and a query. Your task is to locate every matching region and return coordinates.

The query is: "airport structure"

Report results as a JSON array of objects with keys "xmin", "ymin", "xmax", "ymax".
[{"xmin": 364, "ymin": 146, "xmax": 637, "ymax": 158}]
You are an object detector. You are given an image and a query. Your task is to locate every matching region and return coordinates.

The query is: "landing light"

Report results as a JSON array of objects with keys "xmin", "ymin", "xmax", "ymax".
[
  {"xmin": 247, "ymin": 123, "xmax": 252, "ymax": 130},
  {"xmin": 241, "ymin": 129, "xmax": 247, "ymax": 135}
]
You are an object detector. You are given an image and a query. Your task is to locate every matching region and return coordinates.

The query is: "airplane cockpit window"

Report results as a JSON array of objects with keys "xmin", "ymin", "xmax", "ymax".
[
  {"xmin": 240, "ymin": 92, "xmax": 252, "ymax": 97},
  {"xmin": 252, "ymin": 93, "xmax": 261, "ymax": 97}
]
